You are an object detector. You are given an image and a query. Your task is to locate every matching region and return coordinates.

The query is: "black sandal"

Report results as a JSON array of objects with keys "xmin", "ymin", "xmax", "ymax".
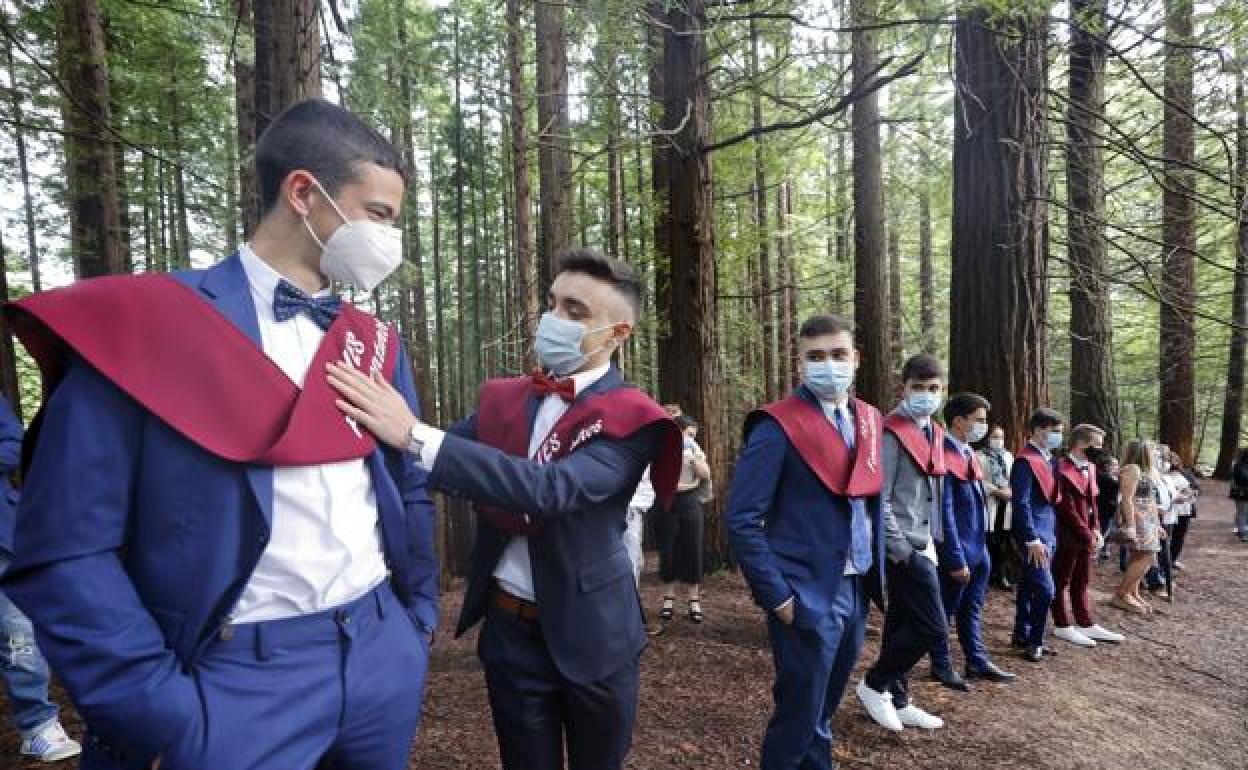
[
  {"xmin": 659, "ymin": 596, "xmax": 675, "ymax": 620},
  {"xmin": 688, "ymin": 599, "xmax": 703, "ymax": 624}
]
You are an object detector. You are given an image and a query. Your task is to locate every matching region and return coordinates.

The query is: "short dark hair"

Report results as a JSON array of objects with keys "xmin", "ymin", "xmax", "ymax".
[
  {"xmin": 943, "ymin": 392, "xmax": 990, "ymax": 424},
  {"xmin": 256, "ymin": 98, "xmax": 406, "ymax": 215},
  {"xmin": 676, "ymin": 415, "xmax": 697, "ymax": 431},
  {"xmin": 555, "ymin": 249, "xmax": 643, "ymax": 320},
  {"xmin": 1070, "ymin": 423, "xmax": 1105, "ymax": 446},
  {"xmin": 799, "ymin": 314, "xmax": 854, "ymax": 339},
  {"xmin": 900, "ymin": 353, "xmax": 945, "ymax": 383},
  {"xmin": 1027, "ymin": 407, "xmax": 1065, "ymax": 432}
]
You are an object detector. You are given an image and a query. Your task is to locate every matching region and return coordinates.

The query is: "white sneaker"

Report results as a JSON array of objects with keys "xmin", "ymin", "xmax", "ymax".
[
  {"xmin": 896, "ymin": 703, "xmax": 944, "ymax": 730},
  {"xmin": 856, "ymin": 680, "xmax": 904, "ymax": 732},
  {"xmin": 21, "ymin": 720, "xmax": 82, "ymax": 762},
  {"xmin": 1078, "ymin": 624, "xmax": 1125, "ymax": 643},
  {"xmin": 1053, "ymin": 625, "xmax": 1097, "ymax": 648}
]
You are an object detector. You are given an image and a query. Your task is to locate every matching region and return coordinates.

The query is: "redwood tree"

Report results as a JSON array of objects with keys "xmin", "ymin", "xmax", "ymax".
[
  {"xmin": 1067, "ymin": 0, "xmax": 1121, "ymax": 448},
  {"xmin": 1157, "ymin": 0, "xmax": 1196, "ymax": 463},
  {"xmin": 1216, "ymin": 52, "xmax": 1248, "ymax": 478},
  {"xmin": 949, "ymin": 5, "xmax": 1051, "ymax": 447},
  {"xmin": 535, "ymin": 0, "xmax": 573, "ymax": 287}
]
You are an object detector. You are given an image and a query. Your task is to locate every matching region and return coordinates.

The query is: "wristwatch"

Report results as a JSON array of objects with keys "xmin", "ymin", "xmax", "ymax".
[{"xmin": 406, "ymin": 421, "xmax": 426, "ymax": 457}]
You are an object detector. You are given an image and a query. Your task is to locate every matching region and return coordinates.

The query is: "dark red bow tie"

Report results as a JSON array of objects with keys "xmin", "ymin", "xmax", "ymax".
[{"xmin": 531, "ymin": 369, "xmax": 576, "ymax": 403}]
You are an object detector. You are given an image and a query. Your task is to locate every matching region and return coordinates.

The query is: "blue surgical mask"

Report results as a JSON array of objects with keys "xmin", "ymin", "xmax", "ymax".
[
  {"xmin": 967, "ymin": 423, "xmax": 989, "ymax": 444},
  {"xmin": 533, "ymin": 312, "xmax": 613, "ymax": 376},
  {"xmin": 1046, "ymin": 431, "xmax": 1063, "ymax": 450},
  {"xmin": 902, "ymin": 391, "xmax": 942, "ymax": 419},
  {"xmin": 804, "ymin": 360, "xmax": 855, "ymax": 400}
]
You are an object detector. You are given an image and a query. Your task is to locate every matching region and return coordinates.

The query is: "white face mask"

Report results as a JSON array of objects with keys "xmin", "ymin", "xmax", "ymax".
[
  {"xmin": 304, "ymin": 178, "xmax": 403, "ymax": 292},
  {"xmin": 989, "ymin": 437, "xmax": 1005, "ymax": 451},
  {"xmin": 967, "ymin": 423, "xmax": 989, "ymax": 444}
]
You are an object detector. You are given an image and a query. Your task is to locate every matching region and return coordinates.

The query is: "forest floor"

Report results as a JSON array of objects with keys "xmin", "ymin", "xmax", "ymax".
[{"xmin": 3, "ymin": 483, "xmax": 1246, "ymax": 769}]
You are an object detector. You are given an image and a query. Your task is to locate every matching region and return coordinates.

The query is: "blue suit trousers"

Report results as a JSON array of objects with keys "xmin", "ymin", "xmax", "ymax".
[
  {"xmin": 150, "ymin": 585, "xmax": 427, "ymax": 770},
  {"xmin": 761, "ymin": 575, "xmax": 866, "ymax": 770},
  {"xmin": 930, "ymin": 556, "xmax": 992, "ymax": 671}
]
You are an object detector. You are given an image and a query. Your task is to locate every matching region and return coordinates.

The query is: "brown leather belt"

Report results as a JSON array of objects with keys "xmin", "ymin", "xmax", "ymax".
[{"xmin": 490, "ymin": 585, "xmax": 540, "ymax": 621}]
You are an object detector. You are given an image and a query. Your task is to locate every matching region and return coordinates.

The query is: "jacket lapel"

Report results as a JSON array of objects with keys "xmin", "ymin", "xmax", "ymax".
[{"xmin": 195, "ymin": 253, "xmax": 273, "ymax": 527}]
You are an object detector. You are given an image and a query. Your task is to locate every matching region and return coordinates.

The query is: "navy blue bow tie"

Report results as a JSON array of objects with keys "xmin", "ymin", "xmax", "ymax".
[{"xmin": 273, "ymin": 279, "xmax": 342, "ymax": 330}]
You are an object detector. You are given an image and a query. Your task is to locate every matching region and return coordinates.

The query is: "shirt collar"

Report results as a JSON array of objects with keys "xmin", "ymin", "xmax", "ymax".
[
  {"xmin": 567, "ymin": 362, "xmax": 611, "ymax": 397},
  {"xmin": 818, "ymin": 397, "xmax": 851, "ymax": 420},
  {"xmin": 239, "ymin": 243, "xmax": 331, "ymax": 305},
  {"xmin": 1028, "ymin": 440, "xmax": 1050, "ymax": 459},
  {"xmin": 949, "ymin": 435, "xmax": 972, "ymax": 454}
]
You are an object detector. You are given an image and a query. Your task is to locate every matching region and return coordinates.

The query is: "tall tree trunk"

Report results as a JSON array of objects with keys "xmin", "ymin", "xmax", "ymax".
[
  {"xmin": 395, "ymin": 0, "xmax": 434, "ymax": 420},
  {"xmin": 1216, "ymin": 52, "xmax": 1248, "ymax": 478},
  {"xmin": 506, "ymin": 0, "xmax": 538, "ymax": 370},
  {"xmin": 452, "ymin": 15, "xmax": 468, "ymax": 411},
  {"xmin": 1158, "ymin": 0, "xmax": 1196, "ymax": 463},
  {"xmin": 949, "ymin": 6, "xmax": 1050, "ymax": 448},
  {"xmin": 234, "ymin": 0, "xmax": 259, "ymax": 237},
  {"xmin": 0, "ymin": 230, "xmax": 21, "ymax": 414},
  {"xmin": 253, "ymin": 0, "xmax": 275, "ymax": 138},
  {"xmin": 1067, "ymin": 0, "xmax": 1121, "ymax": 448},
  {"xmin": 657, "ymin": 0, "xmax": 726, "ymax": 567},
  {"xmin": 602, "ymin": 27, "xmax": 625, "ymax": 259},
  {"xmin": 7, "ymin": 33, "xmax": 43, "ymax": 291},
  {"xmin": 749, "ymin": 18, "xmax": 776, "ymax": 401},
  {"xmin": 58, "ymin": 0, "xmax": 124, "ymax": 278},
  {"xmin": 776, "ymin": 178, "xmax": 797, "ymax": 391},
  {"xmin": 272, "ymin": 0, "xmax": 322, "ymax": 110},
  {"xmin": 850, "ymin": 0, "xmax": 891, "ymax": 407},
  {"xmin": 429, "ymin": 122, "xmax": 448, "ymax": 423},
  {"xmin": 648, "ymin": 2, "xmax": 668, "ymax": 393},
  {"xmin": 888, "ymin": 203, "xmax": 902, "ymax": 366},
  {"xmin": 918, "ymin": 178, "xmax": 934, "ymax": 351},
  {"xmin": 170, "ymin": 60, "xmax": 192, "ymax": 269},
  {"xmin": 535, "ymin": 0, "xmax": 572, "ymax": 286}
]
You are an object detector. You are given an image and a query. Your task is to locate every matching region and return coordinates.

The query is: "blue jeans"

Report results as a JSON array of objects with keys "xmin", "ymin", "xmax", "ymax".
[{"xmin": 0, "ymin": 554, "xmax": 60, "ymax": 734}]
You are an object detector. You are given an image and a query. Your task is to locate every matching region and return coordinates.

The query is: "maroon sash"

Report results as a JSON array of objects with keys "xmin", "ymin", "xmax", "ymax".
[
  {"xmin": 1057, "ymin": 456, "xmax": 1099, "ymax": 500},
  {"xmin": 5, "ymin": 273, "xmax": 398, "ymax": 466},
  {"xmin": 474, "ymin": 375, "xmax": 682, "ymax": 536},
  {"xmin": 884, "ymin": 413, "xmax": 947, "ymax": 476},
  {"xmin": 1019, "ymin": 444, "xmax": 1060, "ymax": 504},
  {"xmin": 750, "ymin": 395, "xmax": 882, "ymax": 498},
  {"xmin": 943, "ymin": 440, "xmax": 984, "ymax": 482}
]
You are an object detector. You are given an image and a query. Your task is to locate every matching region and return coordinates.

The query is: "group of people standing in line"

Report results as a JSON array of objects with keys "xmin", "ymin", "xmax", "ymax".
[{"xmin": 0, "ymin": 96, "xmax": 1218, "ymax": 770}]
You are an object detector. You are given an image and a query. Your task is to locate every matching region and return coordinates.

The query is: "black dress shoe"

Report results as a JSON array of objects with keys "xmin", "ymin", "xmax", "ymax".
[
  {"xmin": 1009, "ymin": 636, "xmax": 1027, "ymax": 649},
  {"xmin": 966, "ymin": 662, "xmax": 1018, "ymax": 683},
  {"xmin": 931, "ymin": 666, "xmax": 971, "ymax": 691},
  {"xmin": 1024, "ymin": 645, "xmax": 1044, "ymax": 662}
]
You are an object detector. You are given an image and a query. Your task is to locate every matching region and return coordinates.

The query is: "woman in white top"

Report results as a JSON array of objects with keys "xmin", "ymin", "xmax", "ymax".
[
  {"xmin": 979, "ymin": 425, "xmax": 1017, "ymax": 590},
  {"xmin": 1164, "ymin": 450, "xmax": 1198, "ymax": 569}
]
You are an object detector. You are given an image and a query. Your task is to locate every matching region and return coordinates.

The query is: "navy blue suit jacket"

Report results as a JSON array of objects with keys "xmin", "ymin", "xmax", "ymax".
[
  {"xmin": 1, "ymin": 255, "xmax": 438, "ymax": 769},
  {"xmin": 1010, "ymin": 446, "xmax": 1058, "ymax": 548},
  {"xmin": 938, "ymin": 438, "xmax": 990, "ymax": 571},
  {"xmin": 725, "ymin": 387, "xmax": 885, "ymax": 629},
  {"xmin": 432, "ymin": 366, "xmax": 658, "ymax": 685},
  {"xmin": 0, "ymin": 395, "xmax": 22, "ymax": 555}
]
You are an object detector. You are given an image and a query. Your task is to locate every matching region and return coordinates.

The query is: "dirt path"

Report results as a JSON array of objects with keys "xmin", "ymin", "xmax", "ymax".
[{"xmin": 4, "ymin": 484, "xmax": 1246, "ymax": 768}]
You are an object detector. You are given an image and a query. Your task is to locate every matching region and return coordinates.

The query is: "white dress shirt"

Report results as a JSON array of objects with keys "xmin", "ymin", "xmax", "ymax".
[
  {"xmin": 230, "ymin": 245, "xmax": 389, "ymax": 624},
  {"xmin": 409, "ymin": 362, "xmax": 612, "ymax": 602}
]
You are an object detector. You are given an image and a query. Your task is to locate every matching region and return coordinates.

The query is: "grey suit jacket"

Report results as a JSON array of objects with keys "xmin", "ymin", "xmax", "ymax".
[{"xmin": 879, "ymin": 417, "xmax": 945, "ymax": 563}]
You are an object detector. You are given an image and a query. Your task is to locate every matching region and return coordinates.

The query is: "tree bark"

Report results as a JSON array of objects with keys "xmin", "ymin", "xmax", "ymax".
[
  {"xmin": 253, "ymin": 0, "xmax": 274, "ymax": 138},
  {"xmin": 1067, "ymin": 0, "xmax": 1121, "ymax": 448},
  {"xmin": 396, "ymin": 0, "xmax": 434, "ymax": 420},
  {"xmin": 1216, "ymin": 52, "xmax": 1248, "ymax": 478},
  {"xmin": 535, "ymin": 0, "xmax": 573, "ymax": 288},
  {"xmin": 506, "ymin": 0, "xmax": 538, "ymax": 371},
  {"xmin": 272, "ymin": 0, "xmax": 322, "ymax": 111},
  {"xmin": 657, "ymin": 0, "xmax": 726, "ymax": 567},
  {"xmin": 949, "ymin": 6, "xmax": 1051, "ymax": 448},
  {"xmin": 748, "ymin": 18, "xmax": 776, "ymax": 402},
  {"xmin": 58, "ymin": 0, "xmax": 124, "ymax": 278},
  {"xmin": 7, "ymin": 33, "xmax": 43, "ymax": 291},
  {"xmin": 0, "ymin": 230, "xmax": 21, "ymax": 414},
  {"xmin": 887, "ymin": 202, "xmax": 902, "ymax": 367},
  {"xmin": 850, "ymin": 0, "xmax": 891, "ymax": 407},
  {"xmin": 918, "ymin": 182, "xmax": 934, "ymax": 352},
  {"xmin": 777, "ymin": 179, "xmax": 797, "ymax": 391},
  {"xmin": 234, "ymin": 0, "xmax": 259, "ymax": 237},
  {"xmin": 1158, "ymin": 0, "xmax": 1196, "ymax": 463},
  {"xmin": 452, "ymin": 14, "xmax": 468, "ymax": 412}
]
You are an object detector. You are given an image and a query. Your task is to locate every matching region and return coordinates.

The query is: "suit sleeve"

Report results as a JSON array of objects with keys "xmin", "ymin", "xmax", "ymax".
[
  {"xmin": 878, "ymin": 433, "xmax": 912, "ymax": 564},
  {"xmin": 0, "ymin": 396, "xmax": 21, "ymax": 474},
  {"xmin": 937, "ymin": 475, "xmax": 967, "ymax": 571},
  {"xmin": 1010, "ymin": 459, "xmax": 1040, "ymax": 545},
  {"xmin": 1055, "ymin": 479, "xmax": 1094, "ymax": 546},
  {"xmin": 390, "ymin": 351, "xmax": 440, "ymax": 635},
  {"xmin": 1, "ymin": 360, "xmax": 199, "ymax": 766},
  {"xmin": 723, "ymin": 418, "xmax": 791, "ymax": 612},
  {"xmin": 428, "ymin": 423, "xmax": 661, "ymax": 519}
]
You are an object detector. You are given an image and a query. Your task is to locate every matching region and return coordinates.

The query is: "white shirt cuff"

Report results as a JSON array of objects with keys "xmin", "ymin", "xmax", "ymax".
[
  {"xmin": 773, "ymin": 596, "xmax": 795, "ymax": 613},
  {"xmin": 1026, "ymin": 539, "xmax": 1043, "ymax": 547},
  {"xmin": 407, "ymin": 422, "xmax": 446, "ymax": 471}
]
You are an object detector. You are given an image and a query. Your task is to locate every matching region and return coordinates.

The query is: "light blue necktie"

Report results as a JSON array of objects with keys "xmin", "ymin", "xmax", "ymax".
[{"xmin": 832, "ymin": 406, "xmax": 871, "ymax": 572}]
